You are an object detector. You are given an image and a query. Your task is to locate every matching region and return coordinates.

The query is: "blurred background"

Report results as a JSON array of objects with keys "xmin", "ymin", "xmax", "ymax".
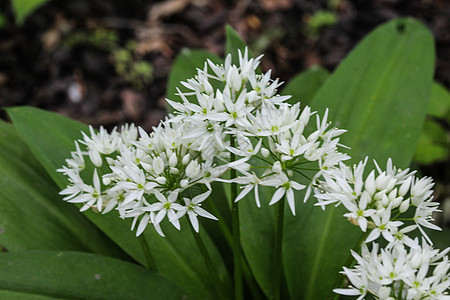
[{"xmin": 0, "ymin": 0, "xmax": 449, "ymax": 229}]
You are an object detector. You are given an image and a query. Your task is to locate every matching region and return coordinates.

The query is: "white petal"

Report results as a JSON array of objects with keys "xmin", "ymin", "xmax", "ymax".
[
  {"xmin": 269, "ymin": 187, "xmax": 285, "ymax": 206},
  {"xmin": 136, "ymin": 214, "xmax": 151, "ymax": 236},
  {"xmin": 189, "ymin": 211, "xmax": 199, "ymax": 232}
]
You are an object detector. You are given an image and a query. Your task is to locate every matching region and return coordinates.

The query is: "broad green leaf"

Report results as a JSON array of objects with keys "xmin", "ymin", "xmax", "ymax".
[
  {"xmin": 225, "ymin": 25, "xmax": 253, "ymax": 58},
  {"xmin": 0, "ymin": 251, "xmax": 190, "ymax": 299},
  {"xmin": 7, "ymin": 106, "xmax": 147, "ymax": 262},
  {"xmin": 239, "ymin": 188, "xmax": 277, "ymax": 297},
  {"xmin": 284, "ymin": 18, "xmax": 435, "ymax": 299},
  {"xmin": 413, "ymin": 120, "xmax": 449, "ymax": 164},
  {"xmin": 166, "ymin": 48, "xmax": 222, "ymax": 107},
  {"xmin": 11, "ymin": 0, "xmax": 49, "ymax": 25},
  {"xmin": 282, "ymin": 66, "xmax": 330, "ymax": 106},
  {"xmin": 0, "ymin": 120, "xmax": 122, "ymax": 257},
  {"xmin": 7, "ymin": 106, "xmax": 230, "ymax": 299},
  {"xmin": 310, "ymin": 18, "xmax": 434, "ymax": 168},
  {"xmin": 0, "ymin": 290, "xmax": 63, "ymax": 300},
  {"xmin": 428, "ymin": 82, "xmax": 450, "ymax": 119}
]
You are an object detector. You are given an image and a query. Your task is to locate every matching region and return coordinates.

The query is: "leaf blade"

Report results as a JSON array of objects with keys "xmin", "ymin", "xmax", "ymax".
[
  {"xmin": 284, "ymin": 18, "xmax": 435, "ymax": 300},
  {"xmin": 0, "ymin": 250, "xmax": 190, "ymax": 300}
]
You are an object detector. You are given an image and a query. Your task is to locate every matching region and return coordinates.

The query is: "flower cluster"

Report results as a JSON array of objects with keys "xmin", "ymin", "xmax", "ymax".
[
  {"xmin": 313, "ymin": 158, "xmax": 441, "ymax": 246},
  {"xmin": 59, "ymin": 48, "xmax": 349, "ymax": 235},
  {"xmin": 168, "ymin": 48, "xmax": 350, "ymax": 215},
  {"xmin": 334, "ymin": 241, "xmax": 450, "ymax": 300},
  {"xmin": 58, "ymin": 121, "xmax": 225, "ymax": 236}
]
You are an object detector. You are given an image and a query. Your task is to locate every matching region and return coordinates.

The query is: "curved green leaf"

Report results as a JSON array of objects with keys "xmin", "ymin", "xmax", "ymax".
[
  {"xmin": 282, "ymin": 66, "xmax": 330, "ymax": 106},
  {"xmin": 11, "ymin": 0, "xmax": 49, "ymax": 25},
  {"xmin": 284, "ymin": 18, "xmax": 435, "ymax": 299},
  {"xmin": 239, "ymin": 188, "xmax": 277, "ymax": 297},
  {"xmin": 0, "ymin": 251, "xmax": 189, "ymax": 299},
  {"xmin": 428, "ymin": 82, "xmax": 450, "ymax": 119},
  {"xmin": 0, "ymin": 290, "xmax": 63, "ymax": 300},
  {"xmin": 225, "ymin": 25, "xmax": 252, "ymax": 58},
  {"xmin": 413, "ymin": 120, "xmax": 449, "ymax": 164},
  {"xmin": 311, "ymin": 18, "xmax": 434, "ymax": 168}
]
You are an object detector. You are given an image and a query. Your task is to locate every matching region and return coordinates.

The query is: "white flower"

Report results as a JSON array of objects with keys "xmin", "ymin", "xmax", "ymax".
[
  {"xmin": 175, "ymin": 190, "xmax": 217, "ymax": 232},
  {"xmin": 336, "ymin": 241, "xmax": 450, "ymax": 300},
  {"xmin": 232, "ymin": 171, "xmax": 262, "ymax": 207},
  {"xmin": 144, "ymin": 190, "xmax": 184, "ymax": 234},
  {"xmin": 343, "ymin": 191, "xmax": 376, "ymax": 232},
  {"xmin": 262, "ymin": 172, "xmax": 305, "ymax": 215}
]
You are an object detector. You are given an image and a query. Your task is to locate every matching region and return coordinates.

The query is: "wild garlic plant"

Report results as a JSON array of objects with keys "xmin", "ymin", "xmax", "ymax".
[{"xmin": 58, "ymin": 48, "xmax": 449, "ymax": 300}]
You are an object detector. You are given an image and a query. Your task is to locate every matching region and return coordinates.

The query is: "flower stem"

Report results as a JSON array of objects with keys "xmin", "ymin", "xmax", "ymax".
[
  {"xmin": 188, "ymin": 222, "xmax": 227, "ymax": 300},
  {"xmin": 270, "ymin": 195, "xmax": 285, "ymax": 300},
  {"xmin": 139, "ymin": 234, "xmax": 157, "ymax": 271},
  {"xmin": 329, "ymin": 231, "xmax": 369, "ymax": 300},
  {"xmin": 230, "ymin": 135, "xmax": 243, "ymax": 300},
  {"xmin": 207, "ymin": 197, "xmax": 264, "ymax": 299}
]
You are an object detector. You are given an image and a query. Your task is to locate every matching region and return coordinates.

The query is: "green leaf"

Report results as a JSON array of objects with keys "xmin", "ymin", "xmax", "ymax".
[
  {"xmin": 284, "ymin": 18, "xmax": 435, "ymax": 299},
  {"xmin": 239, "ymin": 188, "xmax": 277, "ymax": 297},
  {"xmin": 282, "ymin": 66, "xmax": 330, "ymax": 106},
  {"xmin": 0, "ymin": 290, "xmax": 63, "ymax": 300},
  {"xmin": 428, "ymin": 82, "xmax": 450, "ymax": 119},
  {"xmin": 310, "ymin": 18, "xmax": 434, "ymax": 168},
  {"xmin": 7, "ymin": 106, "xmax": 231, "ymax": 299},
  {"xmin": 0, "ymin": 120, "xmax": 122, "ymax": 257},
  {"xmin": 166, "ymin": 48, "xmax": 222, "ymax": 109},
  {"xmin": 225, "ymin": 25, "xmax": 252, "ymax": 58},
  {"xmin": 11, "ymin": 0, "xmax": 50, "ymax": 25},
  {"xmin": 413, "ymin": 120, "xmax": 449, "ymax": 164},
  {"xmin": 0, "ymin": 251, "xmax": 190, "ymax": 299}
]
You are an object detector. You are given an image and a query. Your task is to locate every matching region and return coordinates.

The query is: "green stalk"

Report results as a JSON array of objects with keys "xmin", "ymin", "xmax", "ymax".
[
  {"xmin": 230, "ymin": 135, "xmax": 243, "ymax": 300},
  {"xmin": 188, "ymin": 222, "xmax": 227, "ymax": 300},
  {"xmin": 329, "ymin": 231, "xmax": 369, "ymax": 300},
  {"xmin": 207, "ymin": 198, "xmax": 264, "ymax": 299},
  {"xmin": 138, "ymin": 234, "xmax": 157, "ymax": 271},
  {"xmin": 270, "ymin": 195, "xmax": 285, "ymax": 300}
]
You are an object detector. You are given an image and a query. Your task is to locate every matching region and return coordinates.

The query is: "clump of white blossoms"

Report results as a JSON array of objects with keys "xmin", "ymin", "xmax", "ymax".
[
  {"xmin": 313, "ymin": 157, "xmax": 441, "ymax": 246},
  {"xmin": 167, "ymin": 48, "xmax": 350, "ymax": 215},
  {"xmin": 58, "ymin": 120, "xmax": 225, "ymax": 236},
  {"xmin": 334, "ymin": 240, "xmax": 450, "ymax": 300},
  {"xmin": 58, "ymin": 48, "xmax": 349, "ymax": 235}
]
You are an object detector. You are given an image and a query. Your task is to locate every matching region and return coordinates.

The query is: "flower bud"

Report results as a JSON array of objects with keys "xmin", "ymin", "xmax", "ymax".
[
  {"xmin": 102, "ymin": 177, "xmax": 111, "ymax": 186},
  {"xmin": 186, "ymin": 160, "xmax": 200, "ymax": 178},
  {"xmin": 375, "ymin": 173, "xmax": 389, "ymax": 190},
  {"xmin": 155, "ymin": 176, "xmax": 167, "ymax": 185},
  {"xmin": 169, "ymin": 153, "xmax": 178, "ymax": 167},
  {"xmin": 261, "ymin": 148, "xmax": 270, "ymax": 158},
  {"xmin": 381, "ymin": 194, "xmax": 389, "ymax": 207},
  {"xmin": 391, "ymin": 196, "xmax": 403, "ymax": 208},
  {"xmin": 365, "ymin": 171, "xmax": 376, "ymax": 195},
  {"xmin": 388, "ymin": 188, "xmax": 398, "ymax": 201},
  {"xmin": 180, "ymin": 179, "xmax": 189, "ymax": 188},
  {"xmin": 89, "ymin": 149, "xmax": 103, "ymax": 167},
  {"xmin": 272, "ymin": 161, "xmax": 282, "ymax": 173},
  {"xmin": 399, "ymin": 177, "xmax": 412, "ymax": 196},
  {"xmin": 182, "ymin": 154, "xmax": 191, "ymax": 165},
  {"xmin": 153, "ymin": 157, "xmax": 165, "ymax": 175},
  {"xmin": 399, "ymin": 199, "xmax": 410, "ymax": 213}
]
